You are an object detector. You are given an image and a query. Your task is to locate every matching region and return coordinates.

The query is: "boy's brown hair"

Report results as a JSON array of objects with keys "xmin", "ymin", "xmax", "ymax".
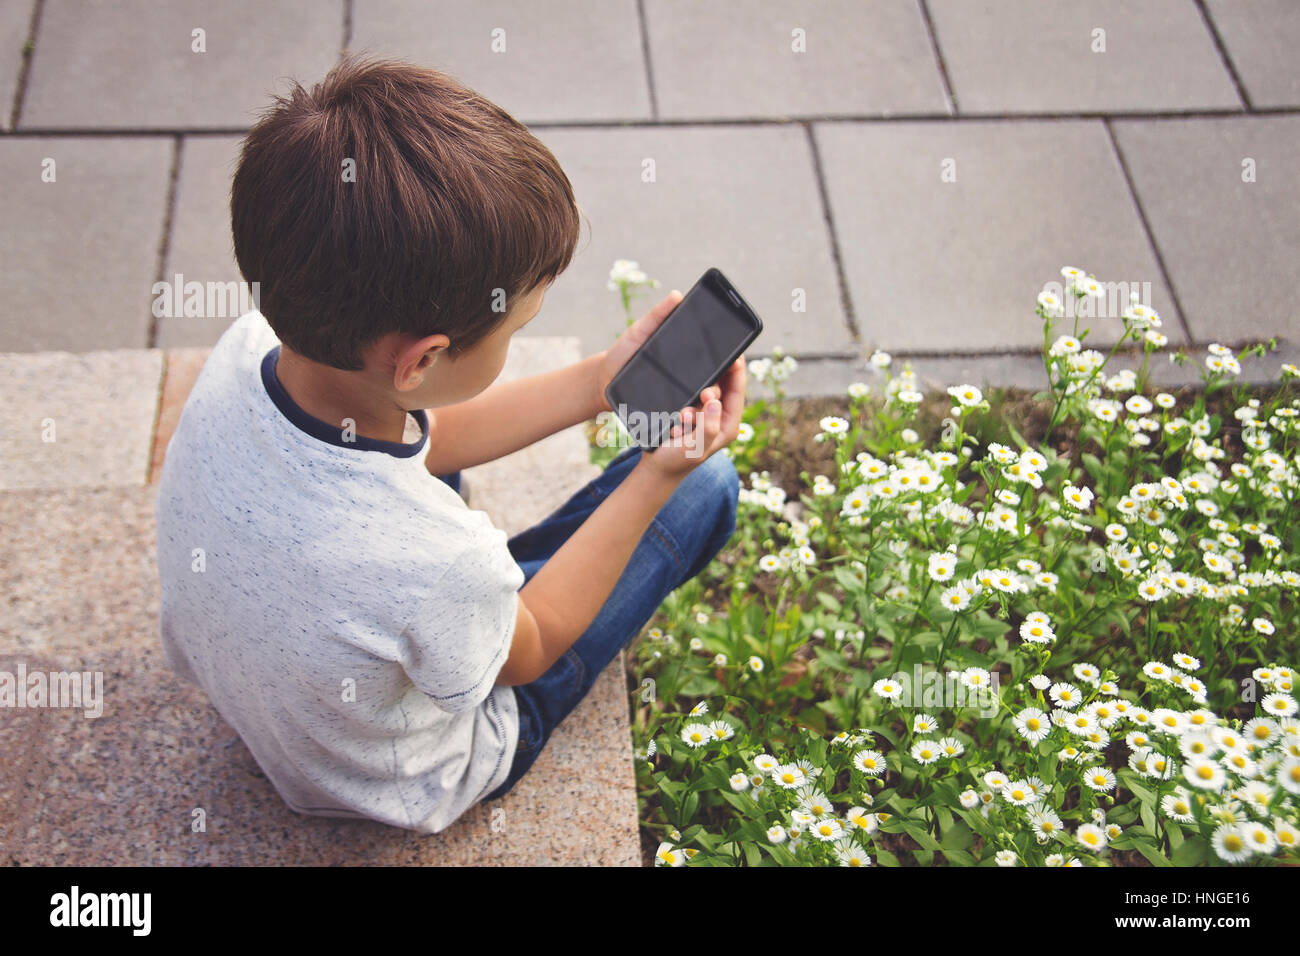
[{"xmin": 231, "ymin": 54, "xmax": 584, "ymax": 371}]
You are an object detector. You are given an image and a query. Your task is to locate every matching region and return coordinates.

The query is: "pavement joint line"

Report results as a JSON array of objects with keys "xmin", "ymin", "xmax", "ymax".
[
  {"xmin": 1102, "ymin": 116, "xmax": 1195, "ymax": 349},
  {"xmin": 342, "ymin": 0, "xmax": 353, "ymax": 54},
  {"xmin": 802, "ymin": 121, "xmax": 860, "ymax": 347},
  {"xmin": 8, "ymin": 108, "xmax": 1300, "ymax": 138},
  {"xmin": 1195, "ymin": 0, "xmax": 1253, "ymax": 112},
  {"xmin": 636, "ymin": 0, "xmax": 659, "ymax": 122},
  {"xmin": 917, "ymin": 0, "xmax": 957, "ymax": 117},
  {"xmin": 144, "ymin": 351, "xmax": 170, "ymax": 486},
  {"xmin": 6, "ymin": 0, "xmax": 42, "ymax": 131},
  {"xmin": 148, "ymin": 135, "xmax": 184, "ymax": 350}
]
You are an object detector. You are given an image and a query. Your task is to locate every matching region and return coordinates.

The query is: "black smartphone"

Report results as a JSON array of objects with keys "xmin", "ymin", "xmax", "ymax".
[{"xmin": 604, "ymin": 267, "xmax": 763, "ymax": 449}]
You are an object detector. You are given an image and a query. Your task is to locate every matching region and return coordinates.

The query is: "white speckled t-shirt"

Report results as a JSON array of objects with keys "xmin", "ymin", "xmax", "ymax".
[{"xmin": 156, "ymin": 310, "xmax": 523, "ymax": 834}]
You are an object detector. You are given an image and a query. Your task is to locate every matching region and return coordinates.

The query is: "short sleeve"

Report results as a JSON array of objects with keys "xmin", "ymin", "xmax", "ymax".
[{"xmin": 397, "ymin": 517, "xmax": 525, "ymax": 713}]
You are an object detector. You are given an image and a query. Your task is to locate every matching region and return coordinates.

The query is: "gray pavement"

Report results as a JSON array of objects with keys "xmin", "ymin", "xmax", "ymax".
[{"xmin": 2, "ymin": 0, "xmax": 1298, "ymax": 392}]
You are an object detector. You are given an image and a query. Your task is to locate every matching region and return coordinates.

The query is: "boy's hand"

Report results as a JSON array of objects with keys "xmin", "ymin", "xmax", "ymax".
[
  {"xmin": 638, "ymin": 355, "xmax": 747, "ymax": 480},
  {"xmin": 593, "ymin": 290, "xmax": 685, "ymax": 413}
]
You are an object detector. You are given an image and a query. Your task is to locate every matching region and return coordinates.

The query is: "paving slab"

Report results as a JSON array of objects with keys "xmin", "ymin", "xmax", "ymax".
[
  {"xmin": 157, "ymin": 135, "xmax": 248, "ymax": 349},
  {"xmin": 0, "ymin": 137, "xmax": 172, "ymax": 352},
  {"xmin": 927, "ymin": 0, "xmax": 1241, "ymax": 114},
  {"xmin": 463, "ymin": 338, "xmax": 603, "ymax": 535},
  {"xmin": 1203, "ymin": 0, "xmax": 1300, "ymax": 109},
  {"xmin": 149, "ymin": 348, "xmax": 210, "ymax": 483},
  {"xmin": 20, "ymin": 0, "xmax": 341, "ymax": 129},
  {"xmin": 350, "ymin": 0, "xmax": 651, "ymax": 123},
  {"xmin": 0, "ymin": 491, "xmax": 635, "ymax": 865},
  {"xmin": 0, "ymin": 348, "xmax": 162, "ymax": 491},
  {"xmin": 529, "ymin": 124, "xmax": 852, "ymax": 358},
  {"xmin": 814, "ymin": 119, "xmax": 1183, "ymax": 355},
  {"xmin": 0, "ymin": 0, "xmax": 33, "ymax": 130},
  {"xmin": 1111, "ymin": 115, "xmax": 1300, "ymax": 346},
  {"xmin": 644, "ymin": 0, "xmax": 948, "ymax": 120},
  {"xmin": 0, "ymin": 334, "xmax": 640, "ymax": 866}
]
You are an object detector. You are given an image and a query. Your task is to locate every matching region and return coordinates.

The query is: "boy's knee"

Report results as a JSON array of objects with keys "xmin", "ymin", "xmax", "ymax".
[{"xmin": 697, "ymin": 451, "xmax": 739, "ymax": 535}]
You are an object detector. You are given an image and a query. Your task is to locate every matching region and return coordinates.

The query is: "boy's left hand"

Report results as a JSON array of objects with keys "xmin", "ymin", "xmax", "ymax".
[{"xmin": 592, "ymin": 290, "xmax": 685, "ymax": 413}]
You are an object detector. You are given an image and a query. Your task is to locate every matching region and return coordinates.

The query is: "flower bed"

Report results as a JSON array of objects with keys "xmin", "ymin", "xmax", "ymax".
[{"xmin": 609, "ymin": 266, "xmax": 1299, "ymax": 867}]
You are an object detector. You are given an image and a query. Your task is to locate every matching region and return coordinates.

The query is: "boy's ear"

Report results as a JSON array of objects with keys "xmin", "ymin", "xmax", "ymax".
[{"xmin": 394, "ymin": 333, "xmax": 452, "ymax": 391}]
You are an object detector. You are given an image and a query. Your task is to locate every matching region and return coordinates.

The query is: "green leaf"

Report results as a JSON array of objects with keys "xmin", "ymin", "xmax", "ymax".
[
  {"xmin": 1171, "ymin": 834, "xmax": 1209, "ymax": 866},
  {"xmin": 1005, "ymin": 421, "xmax": 1029, "ymax": 452},
  {"xmin": 1132, "ymin": 838, "xmax": 1172, "ymax": 867},
  {"xmin": 1140, "ymin": 800, "xmax": 1157, "ymax": 835},
  {"xmin": 815, "ymin": 591, "xmax": 842, "ymax": 613},
  {"xmin": 1081, "ymin": 453, "xmax": 1104, "ymax": 482},
  {"xmin": 941, "ymin": 819, "xmax": 974, "ymax": 852},
  {"xmin": 903, "ymin": 821, "xmax": 942, "ymax": 851},
  {"xmin": 680, "ymin": 790, "xmax": 699, "ymax": 824}
]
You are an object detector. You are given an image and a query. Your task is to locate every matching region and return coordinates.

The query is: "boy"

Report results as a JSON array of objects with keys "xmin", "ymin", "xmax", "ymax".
[{"xmin": 155, "ymin": 55, "xmax": 746, "ymax": 835}]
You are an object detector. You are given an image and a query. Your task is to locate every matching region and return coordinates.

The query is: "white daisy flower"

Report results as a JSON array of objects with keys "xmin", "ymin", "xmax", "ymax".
[
  {"xmin": 767, "ymin": 824, "xmax": 787, "ymax": 844},
  {"xmin": 1076, "ymin": 823, "xmax": 1108, "ymax": 852},
  {"xmin": 939, "ymin": 585, "xmax": 972, "ymax": 611},
  {"xmin": 1002, "ymin": 780, "xmax": 1037, "ymax": 805},
  {"xmin": 1084, "ymin": 767, "xmax": 1117, "ymax": 793},
  {"xmin": 1162, "ymin": 789, "xmax": 1195, "ymax": 823},
  {"xmin": 1262, "ymin": 693, "xmax": 1298, "ymax": 718},
  {"xmin": 655, "ymin": 842, "xmax": 686, "ymax": 866},
  {"xmin": 853, "ymin": 750, "xmax": 887, "ymax": 776},
  {"xmin": 1014, "ymin": 707, "xmax": 1051, "ymax": 744},
  {"xmin": 1279, "ymin": 756, "xmax": 1300, "ymax": 796},
  {"xmin": 809, "ymin": 818, "xmax": 845, "ymax": 843},
  {"xmin": 681, "ymin": 723, "xmax": 711, "ymax": 748},
  {"xmin": 983, "ymin": 770, "xmax": 1010, "ymax": 790},
  {"xmin": 1211, "ymin": 823, "xmax": 1252, "ymax": 863},
  {"xmin": 1049, "ymin": 682, "xmax": 1082, "ymax": 709},
  {"xmin": 772, "ymin": 764, "xmax": 807, "ymax": 789},
  {"xmin": 1030, "ymin": 809, "xmax": 1064, "ymax": 843},
  {"xmin": 1184, "ymin": 757, "xmax": 1227, "ymax": 791},
  {"xmin": 872, "ymin": 677, "xmax": 904, "ymax": 702},
  {"xmin": 912, "ymin": 713, "xmax": 940, "ymax": 735},
  {"xmin": 753, "ymin": 753, "xmax": 779, "ymax": 774},
  {"xmin": 937, "ymin": 736, "xmax": 965, "ymax": 758},
  {"xmin": 911, "ymin": 740, "xmax": 940, "ymax": 765}
]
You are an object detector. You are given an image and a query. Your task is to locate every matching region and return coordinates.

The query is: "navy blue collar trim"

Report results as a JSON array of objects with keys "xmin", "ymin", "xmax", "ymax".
[{"xmin": 260, "ymin": 345, "xmax": 429, "ymax": 458}]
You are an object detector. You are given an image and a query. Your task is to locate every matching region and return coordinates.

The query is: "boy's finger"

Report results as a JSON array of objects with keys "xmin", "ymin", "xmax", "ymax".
[
  {"xmin": 718, "ymin": 356, "xmax": 747, "ymax": 426},
  {"xmin": 626, "ymin": 290, "xmax": 683, "ymax": 344}
]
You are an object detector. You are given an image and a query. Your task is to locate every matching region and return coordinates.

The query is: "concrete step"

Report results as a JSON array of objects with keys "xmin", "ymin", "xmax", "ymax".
[{"xmin": 0, "ymin": 335, "xmax": 639, "ymax": 865}]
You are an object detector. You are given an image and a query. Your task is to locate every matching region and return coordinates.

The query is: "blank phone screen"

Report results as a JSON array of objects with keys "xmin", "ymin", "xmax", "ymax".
[{"xmin": 611, "ymin": 282, "xmax": 754, "ymax": 429}]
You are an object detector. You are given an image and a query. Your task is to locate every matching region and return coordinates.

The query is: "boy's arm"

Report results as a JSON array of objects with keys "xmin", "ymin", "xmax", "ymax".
[
  {"xmin": 496, "ymin": 356, "xmax": 746, "ymax": 686},
  {"xmin": 423, "ymin": 352, "xmax": 607, "ymax": 475},
  {"xmin": 423, "ymin": 291, "xmax": 687, "ymax": 475}
]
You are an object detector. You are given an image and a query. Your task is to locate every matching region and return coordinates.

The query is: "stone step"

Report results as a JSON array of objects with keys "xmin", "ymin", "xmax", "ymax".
[{"xmin": 0, "ymin": 336, "xmax": 640, "ymax": 865}]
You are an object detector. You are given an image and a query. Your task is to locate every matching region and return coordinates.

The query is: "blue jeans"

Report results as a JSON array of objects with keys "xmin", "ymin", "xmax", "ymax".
[{"xmin": 438, "ymin": 445, "xmax": 739, "ymax": 802}]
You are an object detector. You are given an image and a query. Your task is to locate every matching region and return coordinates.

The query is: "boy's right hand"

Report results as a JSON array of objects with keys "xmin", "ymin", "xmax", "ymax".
[{"xmin": 638, "ymin": 355, "xmax": 747, "ymax": 480}]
